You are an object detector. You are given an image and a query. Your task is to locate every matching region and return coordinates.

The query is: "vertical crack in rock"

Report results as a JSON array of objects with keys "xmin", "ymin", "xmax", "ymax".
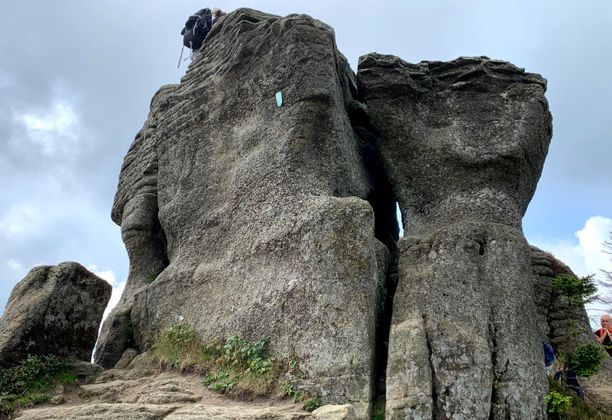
[
  {"xmin": 424, "ymin": 323, "xmax": 440, "ymax": 419},
  {"xmin": 350, "ymin": 85, "xmax": 400, "ymax": 411}
]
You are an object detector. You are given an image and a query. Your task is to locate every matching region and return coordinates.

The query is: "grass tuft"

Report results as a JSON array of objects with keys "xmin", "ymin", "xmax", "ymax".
[
  {"xmin": 151, "ymin": 324, "xmax": 316, "ymax": 402},
  {"xmin": 0, "ymin": 355, "xmax": 76, "ymax": 416}
]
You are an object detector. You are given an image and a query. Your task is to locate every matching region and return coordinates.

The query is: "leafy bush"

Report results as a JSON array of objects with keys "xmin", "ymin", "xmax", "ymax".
[
  {"xmin": 568, "ymin": 343, "xmax": 602, "ymax": 377},
  {"xmin": 548, "ymin": 378, "xmax": 610, "ymax": 419},
  {"xmin": 0, "ymin": 355, "xmax": 76, "ymax": 416},
  {"xmin": 551, "ymin": 274, "xmax": 598, "ymax": 306},
  {"xmin": 203, "ymin": 335, "xmax": 281, "ymax": 397},
  {"xmin": 545, "ymin": 390, "xmax": 572, "ymax": 415}
]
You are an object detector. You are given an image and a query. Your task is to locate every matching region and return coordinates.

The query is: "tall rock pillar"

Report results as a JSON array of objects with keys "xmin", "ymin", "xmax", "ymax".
[{"xmin": 358, "ymin": 55, "xmax": 552, "ymax": 419}]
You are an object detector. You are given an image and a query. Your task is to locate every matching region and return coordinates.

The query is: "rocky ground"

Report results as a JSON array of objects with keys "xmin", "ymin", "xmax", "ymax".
[{"xmin": 12, "ymin": 354, "xmax": 331, "ymax": 420}]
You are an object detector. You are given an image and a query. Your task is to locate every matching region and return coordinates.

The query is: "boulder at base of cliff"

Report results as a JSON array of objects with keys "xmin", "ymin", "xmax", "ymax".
[{"xmin": 0, "ymin": 262, "xmax": 112, "ymax": 366}]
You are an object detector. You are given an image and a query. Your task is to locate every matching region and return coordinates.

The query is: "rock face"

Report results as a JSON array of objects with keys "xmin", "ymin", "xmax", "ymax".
[
  {"xmin": 0, "ymin": 262, "xmax": 111, "ymax": 366},
  {"xmin": 357, "ymin": 55, "xmax": 552, "ymax": 418},
  {"xmin": 531, "ymin": 246, "xmax": 593, "ymax": 355},
  {"xmin": 96, "ymin": 9, "xmax": 391, "ymax": 414},
  {"xmin": 96, "ymin": 9, "xmax": 559, "ymax": 418}
]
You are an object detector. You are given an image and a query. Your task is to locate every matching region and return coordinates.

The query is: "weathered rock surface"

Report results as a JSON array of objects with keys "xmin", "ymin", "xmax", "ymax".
[
  {"xmin": 15, "ymin": 364, "xmax": 310, "ymax": 420},
  {"xmin": 311, "ymin": 404, "xmax": 356, "ymax": 419},
  {"xmin": 0, "ymin": 262, "xmax": 111, "ymax": 366},
  {"xmin": 358, "ymin": 55, "xmax": 552, "ymax": 418},
  {"xmin": 87, "ymin": 8, "xmax": 566, "ymax": 417},
  {"xmin": 531, "ymin": 245, "xmax": 593, "ymax": 355},
  {"xmin": 96, "ymin": 8, "xmax": 391, "ymax": 414}
]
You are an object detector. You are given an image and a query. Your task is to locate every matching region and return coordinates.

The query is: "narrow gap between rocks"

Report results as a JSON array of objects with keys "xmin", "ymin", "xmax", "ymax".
[
  {"xmin": 350, "ymin": 99, "xmax": 402, "ymax": 412},
  {"xmin": 369, "ymin": 189, "xmax": 400, "ymax": 410}
]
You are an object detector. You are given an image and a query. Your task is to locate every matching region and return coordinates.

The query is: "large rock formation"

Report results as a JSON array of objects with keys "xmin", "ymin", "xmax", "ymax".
[
  {"xmin": 96, "ymin": 9, "xmax": 392, "ymax": 415},
  {"xmin": 95, "ymin": 8, "xmax": 564, "ymax": 418},
  {"xmin": 0, "ymin": 262, "xmax": 111, "ymax": 366},
  {"xmin": 357, "ymin": 55, "xmax": 552, "ymax": 418}
]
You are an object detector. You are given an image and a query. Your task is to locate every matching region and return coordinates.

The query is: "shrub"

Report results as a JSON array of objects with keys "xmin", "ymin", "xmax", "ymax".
[
  {"xmin": 545, "ymin": 390, "xmax": 571, "ymax": 415},
  {"xmin": 303, "ymin": 397, "xmax": 321, "ymax": 412},
  {"xmin": 203, "ymin": 335, "xmax": 281, "ymax": 398},
  {"xmin": 548, "ymin": 378, "xmax": 610, "ymax": 419},
  {"xmin": 0, "ymin": 355, "xmax": 76, "ymax": 416},
  {"xmin": 551, "ymin": 274, "xmax": 598, "ymax": 306},
  {"xmin": 568, "ymin": 343, "xmax": 602, "ymax": 377}
]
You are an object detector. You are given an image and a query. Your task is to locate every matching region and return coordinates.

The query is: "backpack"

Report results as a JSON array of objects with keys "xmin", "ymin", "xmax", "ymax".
[{"xmin": 181, "ymin": 8, "xmax": 212, "ymax": 50}]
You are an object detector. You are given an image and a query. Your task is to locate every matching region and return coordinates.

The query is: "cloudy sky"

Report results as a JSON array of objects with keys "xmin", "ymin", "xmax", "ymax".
[{"xmin": 1, "ymin": 1, "xmax": 611, "ymax": 325}]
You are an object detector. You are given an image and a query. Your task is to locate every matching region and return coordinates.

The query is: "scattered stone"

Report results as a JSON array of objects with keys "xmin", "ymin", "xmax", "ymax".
[
  {"xmin": 0, "ymin": 262, "xmax": 111, "ymax": 366},
  {"xmin": 114, "ymin": 348, "xmax": 139, "ymax": 369},
  {"xmin": 15, "ymin": 403, "xmax": 177, "ymax": 420},
  {"xmin": 311, "ymin": 404, "xmax": 355, "ymax": 419},
  {"xmin": 166, "ymin": 404, "xmax": 309, "ymax": 419}
]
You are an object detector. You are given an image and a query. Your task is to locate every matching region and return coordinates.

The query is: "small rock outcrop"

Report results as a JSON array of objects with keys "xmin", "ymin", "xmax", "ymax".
[
  {"xmin": 357, "ymin": 55, "xmax": 552, "ymax": 418},
  {"xmin": 0, "ymin": 262, "xmax": 111, "ymax": 366},
  {"xmin": 531, "ymin": 245, "xmax": 593, "ymax": 355}
]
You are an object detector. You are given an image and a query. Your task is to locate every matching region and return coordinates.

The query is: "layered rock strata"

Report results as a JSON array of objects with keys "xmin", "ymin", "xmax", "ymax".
[
  {"xmin": 0, "ymin": 262, "xmax": 111, "ymax": 366},
  {"xmin": 97, "ymin": 9, "xmax": 394, "ymax": 415},
  {"xmin": 358, "ymin": 55, "xmax": 552, "ymax": 418}
]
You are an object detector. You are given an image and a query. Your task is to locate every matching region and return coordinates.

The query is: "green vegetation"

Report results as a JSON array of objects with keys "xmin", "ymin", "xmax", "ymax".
[
  {"xmin": 547, "ymin": 379, "xmax": 610, "ymax": 419},
  {"xmin": 551, "ymin": 274, "xmax": 598, "ymax": 306},
  {"xmin": 545, "ymin": 390, "xmax": 572, "ymax": 416},
  {"xmin": 152, "ymin": 323, "xmax": 320, "ymax": 404},
  {"xmin": 302, "ymin": 397, "xmax": 321, "ymax": 412},
  {"xmin": 567, "ymin": 343, "xmax": 603, "ymax": 378},
  {"xmin": 0, "ymin": 355, "xmax": 76, "ymax": 416}
]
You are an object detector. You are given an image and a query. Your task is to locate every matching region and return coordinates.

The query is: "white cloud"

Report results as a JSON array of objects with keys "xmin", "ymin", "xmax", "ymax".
[
  {"xmin": 531, "ymin": 216, "xmax": 612, "ymax": 278},
  {"xmin": 88, "ymin": 265, "xmax": 126, "ymax": 331},
  {"xmin": 530, "ymin": 216, "xmax": 612, "ymax": 327},
  {"xmin": 99, "ymin": 279, "xmax": 126, "ymax": 333},
  {"xmin": 15, "ymin": 101, "xmax": 79, "ymax": 155},
  {"xmin": 88, "ymin": 264, "xmax": 118, "ymax": 286}
]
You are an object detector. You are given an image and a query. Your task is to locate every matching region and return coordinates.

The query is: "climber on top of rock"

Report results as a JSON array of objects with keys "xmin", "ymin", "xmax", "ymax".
[
  {"xmin": 181, "ymin": 8, "xmax": 213, "ymax": 51},
  {"xmin": 178, "ymin": 7, "xmax": 220, "ymax": 67}
]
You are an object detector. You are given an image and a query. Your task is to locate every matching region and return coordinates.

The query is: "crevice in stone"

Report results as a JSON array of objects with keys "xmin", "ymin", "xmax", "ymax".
[
  {"xmin": 349, "ymin": 96, "xmax": 401, "ymax": 413},
  {"xmin": 478, "ymin": 239, "xmax": 486, "ymax": 256},
  {"xmin": 424, "ymin": 324, "xmax": 440, "ymax": 419},
  {"xmin": 372, "ymin": 251, "xmax": 398, "ymax": 408}
]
